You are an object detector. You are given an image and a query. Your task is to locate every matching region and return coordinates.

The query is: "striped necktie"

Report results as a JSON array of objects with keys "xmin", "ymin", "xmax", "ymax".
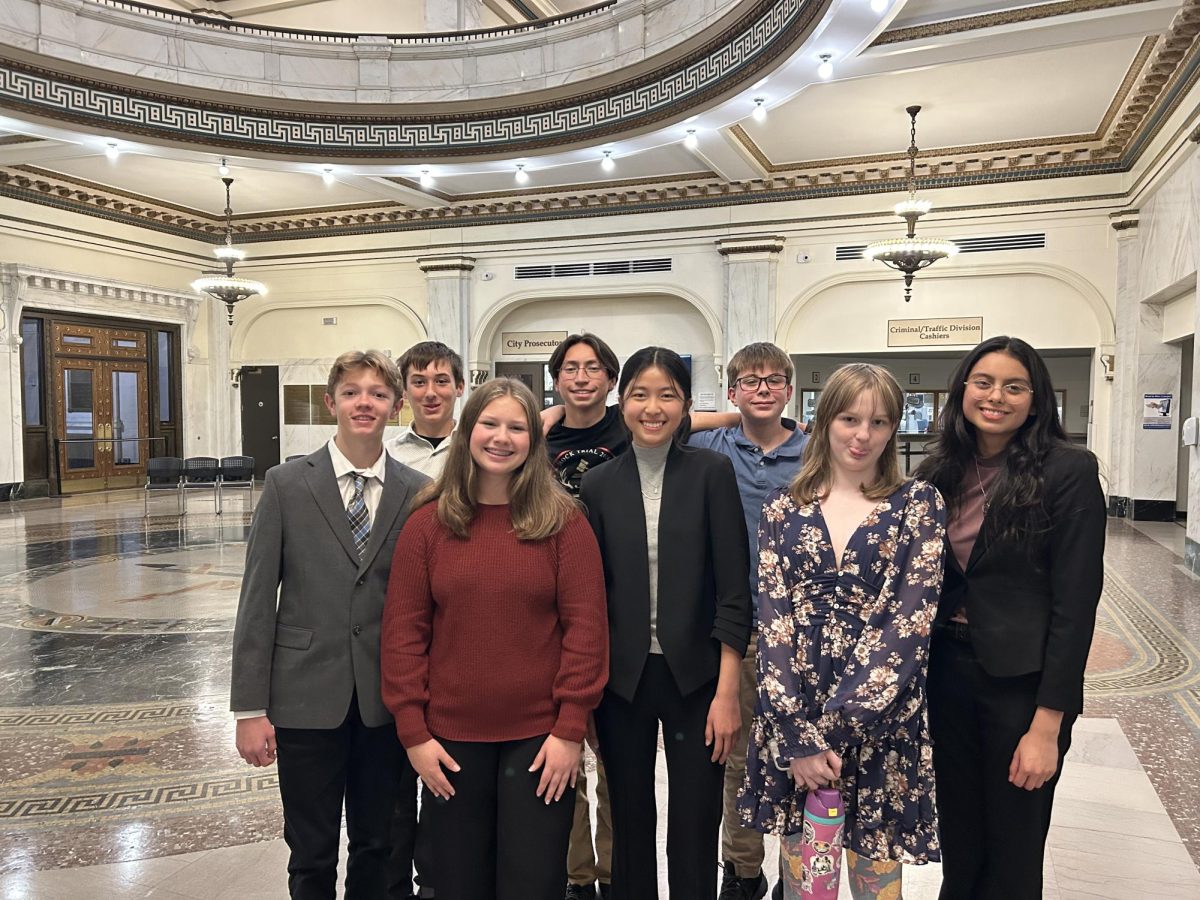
[{"xmin": 346, "ymin": 473, "xmax": 370, "ymax": 560}]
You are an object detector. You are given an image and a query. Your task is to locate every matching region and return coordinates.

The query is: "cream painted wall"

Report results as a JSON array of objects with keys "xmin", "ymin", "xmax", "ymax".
[
  {"xmin": 238, "ymin": 304, "xmax": 424, "ymax": 360},
  {"xmin": 483, "ymin": 293, "xmax": 717, "ymax": 361},
  {"xmin": 779, "ymin": 270, "xmax": 1107, "ymax": 354}
]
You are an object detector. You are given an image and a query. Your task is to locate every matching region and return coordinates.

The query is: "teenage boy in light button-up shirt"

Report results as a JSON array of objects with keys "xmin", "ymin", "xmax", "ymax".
[
  {"xmin": 687, "ymin": 342, "xmax": 808, "ymax": 900},
  {"xmin": 386, "ymin": 341, "xmax": 465, "ymax": 480}
]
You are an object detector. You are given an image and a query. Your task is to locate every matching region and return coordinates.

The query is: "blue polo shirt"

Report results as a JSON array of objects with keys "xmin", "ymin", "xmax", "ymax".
[{"xmin": 687, "ymin": 420, "xmax": 808, "ymax": 620}]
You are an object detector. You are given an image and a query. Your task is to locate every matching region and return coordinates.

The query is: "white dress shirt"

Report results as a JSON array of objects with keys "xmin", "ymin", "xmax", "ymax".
[{"xmin": 385, "ymin": 425, "xmax": 456, "ymax": 478}]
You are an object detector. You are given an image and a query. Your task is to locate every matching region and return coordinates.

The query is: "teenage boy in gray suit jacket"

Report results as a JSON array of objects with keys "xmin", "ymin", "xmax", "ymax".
[{"xmin": 232, "ymin": 350, "xmax": 431, "ymax": 899}]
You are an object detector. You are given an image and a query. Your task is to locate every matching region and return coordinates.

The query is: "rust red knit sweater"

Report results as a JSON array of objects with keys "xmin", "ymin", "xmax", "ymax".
[{"xmin": 381, "ymin": 502, "xmax": 608, "ymax": 748}]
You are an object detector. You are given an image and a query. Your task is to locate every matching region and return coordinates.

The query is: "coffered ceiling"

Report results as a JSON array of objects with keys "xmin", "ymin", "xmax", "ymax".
[{"xmin": 0, "ymin": 0, "xmax": 1196, "ymax": 236}]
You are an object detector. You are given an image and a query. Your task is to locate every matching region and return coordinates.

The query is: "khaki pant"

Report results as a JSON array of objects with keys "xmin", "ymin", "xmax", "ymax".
[
  {"xmin": 721, "ymin": 646, "xmax": 766, "ymax": 877},
  {"xmin": 567, "ymin": 748, "xmax": 612, "ymax": 885}
]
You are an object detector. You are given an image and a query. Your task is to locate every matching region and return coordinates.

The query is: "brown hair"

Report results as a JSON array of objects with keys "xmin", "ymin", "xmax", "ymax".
[
  {"xmin": 415, "ymin": 377, "xmax": 578, "ymax": 540},
  {"xmin": 790, "ymin": 363, "xmax": 905, "ymax": 503},
  {"xmin": 548, "ymin": 333, "xmax": 620, "ymax": 382},
  {"xmin": 325, "ymin": 349, "xmax": 402, "ymax": 399},
  {"xmin": 397, "ymin": 340, "xmax": 464, "ymax": 387},
  {"xmin": 727, "ymin": 342, "xmax": 794, "ymax": 385}
]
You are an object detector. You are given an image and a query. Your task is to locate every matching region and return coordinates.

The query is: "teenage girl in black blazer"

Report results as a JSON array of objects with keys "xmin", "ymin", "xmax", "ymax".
[
  {"xmin": 916, "ymin": 336, "xmax": 1106, "ymax": 900},
  {"xmin": 579, "ymin": 346, "xmax": 751, "ymax": 900}
]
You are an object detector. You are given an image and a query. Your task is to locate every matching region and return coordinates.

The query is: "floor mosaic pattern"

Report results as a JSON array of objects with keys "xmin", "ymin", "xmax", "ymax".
[{"xmin": 0, "ymin": 498, "xmax": 1196, "ymax": 896}]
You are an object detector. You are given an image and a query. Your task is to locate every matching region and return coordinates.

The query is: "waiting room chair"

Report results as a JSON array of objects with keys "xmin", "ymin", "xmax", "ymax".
[
  {"xmin": 219, "ymin": 455, "xmax": 256, "ymax": 513},
  {"xmin": 144, "ymin": 456, "xmax": 184, "ymax": 518},
  {"xmin": 182, "ymin": 456, "xmax": 221, "ymax": 515}
]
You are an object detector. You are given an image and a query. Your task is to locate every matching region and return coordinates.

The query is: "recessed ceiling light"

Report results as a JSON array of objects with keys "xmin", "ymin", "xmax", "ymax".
[
  {"xmin": 601, "ymin": 150, "xmax": 615, "ymax": 173},
  {"xmin": 684, "ymin": 129, "xmax": 699, "ymax": 150},
  {"xmin": 817, "ymin": 54, "xmax": 834, "ymax": 80},
  {"xmin": 217, "ymin": 158, "xmax": 230, "ymax": 176},
  {"xmin": 515, "ymin": 163, "xmax": 530, "ymax": 184},
  {"xmin": 419, "ymin": 169, "xmax": 434, "ymax": 188},
  {"xmin": 752, "ymin": 98, "xmax": 767, "ymax": 123},
  {"xmin": 104, "ymin": 142, "xmax": 119, "ymax": 161},
  {"xmin": 871, "ymin": 0, "xmax": 889, "ymax": 13}
]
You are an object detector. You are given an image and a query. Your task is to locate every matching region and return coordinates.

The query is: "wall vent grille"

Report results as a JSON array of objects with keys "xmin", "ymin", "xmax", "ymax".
[
  {"xmin": 514, "ymin": 257, "xmax": 672, "ymax": 279},
  {"xmin": 835, "ymin": 233, "xmax": 1046, "ymax": 261}
]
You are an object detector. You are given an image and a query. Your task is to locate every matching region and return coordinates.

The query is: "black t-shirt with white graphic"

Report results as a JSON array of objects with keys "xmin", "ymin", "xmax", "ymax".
[{"xmin": 545, "ymin": 405, "xmax": 628, "ymax": 496}]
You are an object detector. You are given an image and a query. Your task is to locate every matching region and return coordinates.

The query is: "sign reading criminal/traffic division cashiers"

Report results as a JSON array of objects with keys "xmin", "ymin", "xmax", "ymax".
[
  {"xmin": 501, "ymin": 331, "xmax": 569, "ymax": 355},
  {"xmin": 887, "ymin": 317, "xmax": 983, "ymax": 347}
]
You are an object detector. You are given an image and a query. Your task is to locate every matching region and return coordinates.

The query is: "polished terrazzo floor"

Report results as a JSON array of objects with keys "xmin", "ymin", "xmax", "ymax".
[{"xmin": 0, "ymin": 495, "xmax": 1197, "ymax": 898}]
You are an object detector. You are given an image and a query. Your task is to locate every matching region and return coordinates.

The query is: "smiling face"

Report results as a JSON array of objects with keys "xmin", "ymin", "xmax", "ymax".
[
  {"xmin": 962, "ymin": 350, "xmax": 1034, "ymax": 456},
  {"xmin": 404, "ymin": 360, "xmax": 463, "ymax": 435},
  {"xmin": 827, "ymin": 389, "xmax": 896, "ymax": 481},
  {"xmin": 555, "ymin": 342, "xmax": 616, "ymax": 417},
  {"xmin": 620, "ymin": 365, "xmax": 688, "ymax": 448},
  {"xmin": 324, "ymin": 365, "xmax": 400, "ymax": 445},
  {"xmin": 728, "ymin": 365, "xmax": 793, "ymax": 426},
  {"xmin": 469, "ymin": 395, "xmax": 531, "ymax": 487}
]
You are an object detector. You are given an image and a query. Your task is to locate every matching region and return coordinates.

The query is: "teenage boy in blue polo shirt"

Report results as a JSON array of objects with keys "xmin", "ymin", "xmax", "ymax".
[{"xmin": 687, "ymin": 342, "xmax": 808, "ymax": 900}]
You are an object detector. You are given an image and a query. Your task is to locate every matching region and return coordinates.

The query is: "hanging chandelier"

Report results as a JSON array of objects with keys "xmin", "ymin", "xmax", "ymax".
[
  {"xmin": 191, "ymin": 176, "xmax": 266, "ymax": 325},
  {"xmin": 864, "ymin": 105, "xmax": 958, "ymax": 302}
]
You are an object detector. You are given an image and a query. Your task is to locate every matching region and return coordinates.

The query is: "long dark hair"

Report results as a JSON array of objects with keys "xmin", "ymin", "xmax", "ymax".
[
  {"xmin": 916, "ymin": 336, "xmax": 1078, "ymax": 543},
  {"xmin": 617, "ymin": 346, "xmax": 693, "ymax": 445}
]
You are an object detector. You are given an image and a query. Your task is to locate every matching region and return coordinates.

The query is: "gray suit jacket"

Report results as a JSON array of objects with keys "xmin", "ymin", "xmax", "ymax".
[{"xmin": 230, "ymin": 445, "xmax": 430, "ymax": 729}]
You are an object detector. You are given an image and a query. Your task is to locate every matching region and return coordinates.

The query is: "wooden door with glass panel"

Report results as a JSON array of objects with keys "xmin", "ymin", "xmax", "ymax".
[{"xmin": 51, "ymin": 323, "xmax": 150, "ymax": 491}]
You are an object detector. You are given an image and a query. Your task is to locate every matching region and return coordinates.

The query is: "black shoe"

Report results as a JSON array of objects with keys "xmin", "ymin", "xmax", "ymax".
[
  {"xmin": 565, "ymin": 883, "xmax": 599, "ymax": 900},
  {"xmin": 718, "ymin": 862, "xmax": 768, "ymax": 900}
]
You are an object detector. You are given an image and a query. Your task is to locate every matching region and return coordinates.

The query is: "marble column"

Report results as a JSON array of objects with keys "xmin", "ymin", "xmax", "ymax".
[
  {"xmin": 1185, "ymin": 139, "xmax": 1200, "ymax": 570},
  {"xmin": 417, "ymin": 254, "xmax": 474, "ymax": 381},
  {"xmin": 1110, "ymin": 217, "xmax": 1181, "ymax": 521},
  {"xmin": 716, "ymin": 235, "xmax": 785, "ymax": 400},
  {"xmin": 203, "ymin": 299, "xmax": 237, "ymax": 459},
  {"xmin": 0, "ymin": 266, "xmax": 23, "ymax": 487}
]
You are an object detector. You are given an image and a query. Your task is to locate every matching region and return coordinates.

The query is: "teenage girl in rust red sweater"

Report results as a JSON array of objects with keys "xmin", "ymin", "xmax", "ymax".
[{"xmin": 381, "ymin": 377, "xmax": 609, "ymax": 900}]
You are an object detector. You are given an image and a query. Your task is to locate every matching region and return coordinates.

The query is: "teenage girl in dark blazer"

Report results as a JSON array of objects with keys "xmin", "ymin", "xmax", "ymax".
[
  {"xmin": 579, "ymin": 346, "xmax": 751, "ymax": 900},
  {"xmin": 916, "ymin": 336, "xmax": 1106, "ymax": 900}
]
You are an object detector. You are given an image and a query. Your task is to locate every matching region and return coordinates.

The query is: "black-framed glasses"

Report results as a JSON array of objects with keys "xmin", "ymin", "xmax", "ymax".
[
  {"xmin": 560, "ymin": 363, "xmax": 607, "ymax": 378},
  {"xmin": 734, "ymin": 374, "xmax": 790, "ymax": 392},
  {"xmin": 964, "ymin": 378, "xmax": 1033, "ymax": 398}
]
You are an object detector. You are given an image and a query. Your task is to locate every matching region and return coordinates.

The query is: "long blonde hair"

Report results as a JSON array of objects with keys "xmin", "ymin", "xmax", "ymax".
[
  {"xmin": 415, "ymin": 377, "xmax": 577, "ymax": 540},
  {"xmin": 790, "ymin": 363, "xmax": 905, "ymax": 503}
]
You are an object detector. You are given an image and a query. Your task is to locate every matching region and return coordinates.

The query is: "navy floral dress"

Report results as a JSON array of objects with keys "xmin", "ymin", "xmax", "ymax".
[{"xmin": 738, "ymin": 479, "xmax": 946, "ymax": 863}]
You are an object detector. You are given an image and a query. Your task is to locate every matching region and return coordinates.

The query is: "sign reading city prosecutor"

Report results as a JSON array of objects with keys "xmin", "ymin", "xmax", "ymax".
[
  {"xmin": 887, "ymin": 317, "xmax": 983, "ymax": 348},
  {"xmin": 502, "ymin": 331, "xmax": 569, "ymax": 355}
]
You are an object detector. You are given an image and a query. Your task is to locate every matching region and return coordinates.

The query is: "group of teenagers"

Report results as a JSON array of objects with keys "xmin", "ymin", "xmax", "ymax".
[{"xmin": 231, "ymin": 329, "xmax": 1107, "ymax": 900}]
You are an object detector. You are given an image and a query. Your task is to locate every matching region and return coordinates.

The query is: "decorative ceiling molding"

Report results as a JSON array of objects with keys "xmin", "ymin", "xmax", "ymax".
[
  {"xmin": 729, "ymin": 35, "xmax": 1157, "ymax": 174},
  {"xmin": 0, "ymin": 7, "xmax": 1196, "ymax": 243},
  {"xmin": 0, "ymin": 0, "xmax": 831, "ymax": 159},
  {"xmin": 873, "ymin": 0, "xmax": 1163, "ymax": 47}
]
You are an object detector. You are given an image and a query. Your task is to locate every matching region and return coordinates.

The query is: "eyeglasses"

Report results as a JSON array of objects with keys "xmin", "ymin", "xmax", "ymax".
[
  {"xmin": 560, "ymin": 363, "xmax": 607, "ymax": 378},
  {"xmin": 733, "ymin": 374, "xmax": 790, "ymax": 392},
  {"xmin": 965, "ymin": 378, "xmax": 1033, "ymax": 398}
]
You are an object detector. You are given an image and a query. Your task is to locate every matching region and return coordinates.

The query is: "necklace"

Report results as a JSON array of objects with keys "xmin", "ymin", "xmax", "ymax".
[
  {"xmin": 974, "ymin": 458, "xmax": 990, "ymax": 513},
  {"xmin": 640, "ymin": 474, "xmax": 663, "ymax": 500}
]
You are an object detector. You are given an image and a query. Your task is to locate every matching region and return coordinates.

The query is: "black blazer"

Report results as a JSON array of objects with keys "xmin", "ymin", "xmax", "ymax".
[
  {"xmin": 937, "ymin": 444, "xmax": 1106, "ymax": 715},
  {"xmin": 579, "ymin": 442, "xmax": 751, "ymax": 702}
]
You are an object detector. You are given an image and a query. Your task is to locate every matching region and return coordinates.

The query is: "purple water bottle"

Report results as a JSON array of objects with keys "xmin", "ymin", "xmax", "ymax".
[{"xmin": 780, "ymin": 787, "xmax": 845, "ymax": 898}]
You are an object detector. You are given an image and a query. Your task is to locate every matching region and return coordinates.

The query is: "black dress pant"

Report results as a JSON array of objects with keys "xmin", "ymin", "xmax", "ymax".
[
  {"xmin": 424, "ymin": 733, "xmax": 575, "ymax": 900},
  {"xmin": 594, "ymin": 654, "xmax": 725, "ymax": 900},
  {"xmin": 388, "ymin": 785, "xmax": 434, "ymax": 898},
  {"xmin": 927, "ymin": 633, "xmax": 1076, "ymax": 900},
  {"xmin": 274, "ymin": 696, "xmax": 410, "ymax": 900}
]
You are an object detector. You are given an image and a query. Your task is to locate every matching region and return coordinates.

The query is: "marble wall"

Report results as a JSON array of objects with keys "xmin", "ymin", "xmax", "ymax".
[{"xmin": 4, "ymin": 0, "xmax": 735, "ymax": 103}]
